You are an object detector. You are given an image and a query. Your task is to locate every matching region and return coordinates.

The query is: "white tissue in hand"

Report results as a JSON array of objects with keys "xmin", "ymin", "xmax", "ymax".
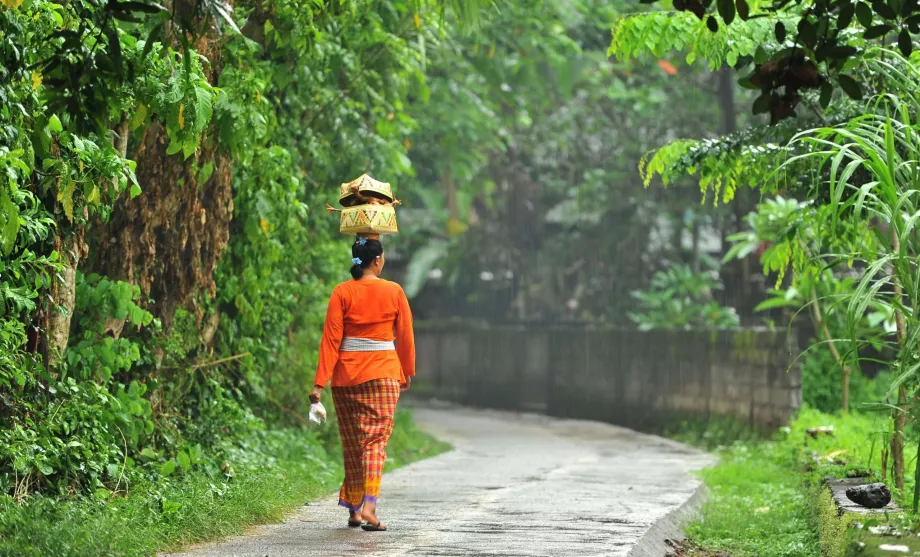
[{"xmin": 309, "ymin": 402, "xmax": 327, "ymax": 424}]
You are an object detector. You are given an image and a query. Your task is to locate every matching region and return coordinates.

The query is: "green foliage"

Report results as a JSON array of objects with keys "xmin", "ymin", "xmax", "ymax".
[
  {"xmin": 400, "ymin": 0, "xmax": 733, "ymax": 321},
  {"xmin": 664, "ymin": 414, "xmax": 764, "ymax": 451},
  {"xmin": 0, "ymin": 409, "xmax": 442, "ymax": 556},
  {"xmin": 636, "ymin": 96, "xmax": 870, "ymax": 204},
  {"xmin": 611, "ymin": 11, "xmax": 792, "ymax": 70},
  {"xmin": 628, "ymin": 264, "xmax": 740, "ymax": 330},
  {"xmin": 640, "ymin": 135, "xmax": 787, "ymax": 204},
  {"xmin": 687, "ymin": 441, "xmax": 820, "ymax": 557},
  {"xmin": 612, "ymin": 0, "xmax": 920, "ymax": 121},
  {"xmin": 684, "ymin": 408, "xmax": 911, "ymax": 556},
  {"xmin": 1, "ymin": 0, "xmax": 465, "ymax": 503},
  {"xmin": 801, "ymin": 344, "xmax": 891, "ymax": 414},
  {"xmin": 0, "ymin": 0, "xmax": 484, "ymax": 551},
  {"xmin": 778, "ymin": 52, "xmax": 920, "ymax": 497}
]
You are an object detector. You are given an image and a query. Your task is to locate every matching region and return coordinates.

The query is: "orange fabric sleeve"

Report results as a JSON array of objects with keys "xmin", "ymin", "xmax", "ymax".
[
  {"xmin": 314, "ymin": 287, "xmax": 344, "ymax": 388},
  {"xmin": 395, "ymin": 286, "xmax": 416, "ymax": 380}
]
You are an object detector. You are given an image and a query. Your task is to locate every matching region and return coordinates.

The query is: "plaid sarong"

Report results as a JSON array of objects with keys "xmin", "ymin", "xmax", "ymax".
[{"xmin": 332, "ymin": 378, "xmax": 400, "ymax": 512}]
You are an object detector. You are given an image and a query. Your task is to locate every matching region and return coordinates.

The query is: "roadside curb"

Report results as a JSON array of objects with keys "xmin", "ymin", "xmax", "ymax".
[{"xmin": 627, "ymin": 479, "xmax": 709, "ymax": 557}]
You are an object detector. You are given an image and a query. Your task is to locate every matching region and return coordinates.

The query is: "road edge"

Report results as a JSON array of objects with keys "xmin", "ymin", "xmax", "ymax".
[{"xmin": 626, "ymin": 480, "xmax": 708, "ymax": 557}]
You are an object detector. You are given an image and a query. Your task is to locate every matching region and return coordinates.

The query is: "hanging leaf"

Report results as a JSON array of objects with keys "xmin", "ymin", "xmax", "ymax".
[
  {"xmin": 718, "ymin": 0, "xmax": 736, "ymax": 25},
  {"xmin": 105, "ymin": 27, "xmax": 123, "ymax": 72},
  {"xmin": 908, "ymin": 14, "xmax": 920, "ymax": 32},
  {"xmin": 85, "ymin": 184, "xmax": 100, "ymax": 205},
  {"xmin": 111, "ymin": 0, "xmax": 167, "ymax": 13},
  {"xmin": 798, "ymin": 18, "xmax": 818, "ymax": 47},
  {"xmin": 838, "ymin": 2, "xmax": 856, "ymax": 28},
  {"xmin": 775, "ymin": 21, "xmax": 787, "ymax": 42},
  {"xmin": 823, "ymin": 45, "xmax": 859, "ymax": 59},
  {"xmin": 131, "ymin": 104, "xmax": 148, "ymax": 131},
  {"xmin": 58, "ymin": 174, "xmax": 75, "ymax": 222},
  {"xmin": 177, "ymin": 451, "xmax": 191, "ymax": 471},
  {"xmin": 864, "ymin": 23, "xmax": 895, "ymax": 38},
  {"xmin": 141, "ymin": 22, "xmax": 163, "ymax": 60},
  {"xmin": 199, "ymin": 162, "xmax": 215, "ymax": 185},
  {"xmin": 855, "ymin": 2, "xmax": 874, "ymax": 26},
  {"xmin": 47, "ymin": 114, "xmax": 63, "ymax": 134},
  {"xmin": 872, "ymin": 0, "xmax": 898, "ymax": 18},
  {"xmin": 209, "ymin": 0, "xmax": 242, "ymax": 35},
  {"xmin": 753, "ymin": 93, "xmax": 771, "ymax": 114},
  {"xmin": 736, "ymin": 0, "xmax": 750, "ymax": 20},
  {"xmin": 179, "ymin": 33, "xmax": 192, "ymax": 78},
  {"xmin": 0, "ymin": 190, "xmax": 20, "ymax": 256},
  {"xmin": 838, "ymin": 74, "xmax": 863, "ymax": 99},
  {"xmin": 819, "ymin": 82, "xmax": 833, "ymax": 108},
  {"xmin": 737, "ymin": 73, "xmax": 760, "ymax": 89},
  {"xmin": 160, "ymin": 460, "xmax": 176, "ymax": 476},
  {"xmin": 194, "ymin": 85, "xmax": 213, "ymax": 127},
  {"xmin": 707, "ymin": 15, "xmax": 719, "ymax": 32},
  {"xmin": 898, "ymin": 28, "xmax": 913, "ymax": 56}
]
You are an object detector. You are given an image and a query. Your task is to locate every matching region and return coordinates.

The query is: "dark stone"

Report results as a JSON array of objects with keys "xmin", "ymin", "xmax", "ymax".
[{"xmin": 845, "ymin": 482, "xmax": 891, "ymax": 509}]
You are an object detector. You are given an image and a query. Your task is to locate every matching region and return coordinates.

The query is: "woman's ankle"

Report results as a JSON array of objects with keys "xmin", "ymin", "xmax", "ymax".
[{"xmin": 361, "ymin": 503, "xmax": 378, "ymax": 520}]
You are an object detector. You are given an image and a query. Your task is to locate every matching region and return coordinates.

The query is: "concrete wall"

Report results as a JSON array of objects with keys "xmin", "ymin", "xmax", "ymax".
[{"xmin": 413, "ymin": 323, "xmax": 802, "ymax": 431}]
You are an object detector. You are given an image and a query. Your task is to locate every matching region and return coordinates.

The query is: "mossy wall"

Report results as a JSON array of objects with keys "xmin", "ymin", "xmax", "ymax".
[
  {"xmin": 413, "ymin": 322, "xmax": 802, "ymax": 431},
  {"xmin": 818, "ymin": 485, "xmax": 849, "ymax": 557}
]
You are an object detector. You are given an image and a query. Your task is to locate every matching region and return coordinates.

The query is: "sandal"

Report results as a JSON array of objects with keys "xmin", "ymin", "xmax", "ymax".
[
  {"xmin": 361, "ymin": 521, "xmax": 388, "ymax": 532},
  {"xmin": 348, "ymin": 519, "xmax": 362, "ymax": 528}
]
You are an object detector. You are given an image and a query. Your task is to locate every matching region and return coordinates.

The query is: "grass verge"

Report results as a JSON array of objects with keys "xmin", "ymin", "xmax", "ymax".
[
  {"xmin": 672, "ymin": 407, "xmax": 911, "ymax": 557},
  {"xmin": 0, "ymin": 408, "xmax": 448, "ymax": 557}
]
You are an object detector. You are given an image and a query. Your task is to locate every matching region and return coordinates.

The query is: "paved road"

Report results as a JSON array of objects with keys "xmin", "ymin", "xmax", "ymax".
[{"xmin": 167, "ymin": 406, "xmax": 714, "ymax": 557}]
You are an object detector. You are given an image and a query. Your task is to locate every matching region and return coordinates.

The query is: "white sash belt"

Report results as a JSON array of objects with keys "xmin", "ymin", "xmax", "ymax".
[{"xmin": 340, "ymin": 337, "xmax": 396, "ymax": 352}]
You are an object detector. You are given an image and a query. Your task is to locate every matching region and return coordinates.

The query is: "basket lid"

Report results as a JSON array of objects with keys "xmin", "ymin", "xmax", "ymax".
[{"xmin": 338, "ymin": 174, "xmax": 395, "ymax": 203}]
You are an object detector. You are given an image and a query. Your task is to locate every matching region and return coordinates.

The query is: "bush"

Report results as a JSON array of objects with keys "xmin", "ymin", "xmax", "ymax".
[{"xmin": 800, "ymin": 343, "xmax": 891, "ymax": 414}]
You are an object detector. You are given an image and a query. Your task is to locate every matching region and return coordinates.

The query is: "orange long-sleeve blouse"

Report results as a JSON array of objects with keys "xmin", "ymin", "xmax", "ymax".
[{"xmin": 314, "ymin": 278, "xmax": 416, "ymax": 389}]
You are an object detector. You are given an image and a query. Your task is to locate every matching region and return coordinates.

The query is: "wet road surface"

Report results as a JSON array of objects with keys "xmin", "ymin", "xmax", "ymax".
[{"xmin": 167, "ymin": 406, "xmax": 714, "ymax": 557}]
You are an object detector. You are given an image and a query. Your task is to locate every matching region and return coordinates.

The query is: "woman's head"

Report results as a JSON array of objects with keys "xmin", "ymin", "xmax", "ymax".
[{"xmin": 350, "ymin": 238, "xmax": 385, "ymax": 280}]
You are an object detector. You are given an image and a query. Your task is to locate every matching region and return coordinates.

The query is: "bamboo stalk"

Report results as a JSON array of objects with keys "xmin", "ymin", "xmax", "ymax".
[{"xmin": 891, "ymin": 227, "xmax": 907, "ymax": 491}]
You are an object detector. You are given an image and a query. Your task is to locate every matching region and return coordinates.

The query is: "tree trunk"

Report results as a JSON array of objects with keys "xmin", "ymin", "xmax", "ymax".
[
  {"xmin": 44, "ymin": 230, "xmax": 86, "ymax": 366},
  {"xmin": 718, "ymin": 68, "xmax": 737, "ymax": 135},
  {"xmin": 691, "ymin": 216, "xmax": 701, "ymax": 273},
  {"xmin": 716, "ymin": 67, "xmax": 751, "ymax": 318},
  {"xmin": 44, "ymin": 117, "xmax": 130, "ymax": 365}
]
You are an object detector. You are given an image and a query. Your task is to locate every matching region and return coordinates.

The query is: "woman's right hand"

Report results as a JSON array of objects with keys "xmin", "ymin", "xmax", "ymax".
[
  {"xmin": 309, "ymin": 385, "xmax": 324, "ymax": 404},
  {"xmin": 400, "ymin": 376, "xmax": 411, "ymax": 393}
]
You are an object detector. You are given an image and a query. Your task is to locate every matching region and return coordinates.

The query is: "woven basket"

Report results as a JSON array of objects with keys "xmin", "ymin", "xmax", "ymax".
[
  {"xmin": 339, "ymin": 174, "xmax": 395, "ymax": 206},
  {"xmin": 339, "ymin": 203, "xmax": 398, "ymax": 236}
]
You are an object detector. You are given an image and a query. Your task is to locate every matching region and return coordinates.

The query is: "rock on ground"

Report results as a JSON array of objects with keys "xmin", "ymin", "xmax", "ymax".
[{"xmin": 846, "ymin": 482, "xmax": 892, "ymax": 509}]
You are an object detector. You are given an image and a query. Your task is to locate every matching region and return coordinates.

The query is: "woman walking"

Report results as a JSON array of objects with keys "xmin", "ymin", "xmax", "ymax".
[{"xmin": 309, "ymin": 237, "xmax": 415, "ymax": 532}]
